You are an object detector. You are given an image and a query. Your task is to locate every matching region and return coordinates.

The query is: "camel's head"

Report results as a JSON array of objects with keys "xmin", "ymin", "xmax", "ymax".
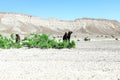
[{"xmin": 68, "ymin": 31, "xmax": 73, "ymax": 35}]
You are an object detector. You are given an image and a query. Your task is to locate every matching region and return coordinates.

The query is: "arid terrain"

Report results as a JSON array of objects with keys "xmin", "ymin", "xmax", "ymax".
[
  {"xmin": 0, "ymin": 12, "xmax": 120, "ymax": 80},
  {"xmin": 0, "ymin": 38, "xmax": 120, "ymax": 80}
]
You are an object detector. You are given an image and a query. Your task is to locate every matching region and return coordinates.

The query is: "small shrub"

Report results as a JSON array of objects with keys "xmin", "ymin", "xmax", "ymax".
[
  {"xmin": 115, "ymin": 38, "xmax": 118, "ymax": 41},
  {"xmin": 53, "ymin": 36, "xmax": 56, "ymax": 39},
  {"xmin": 0, "ymin": 33, "xmax": 22, "ymax": 49},
  {"xmin": 74, "ymin": 35, "xmax": 77, "ymax": 38},
  {"xmin": 57, "ymin": 36, "xmax": 59, "ymax": 38},
  {"xmin": 77, "ymin": 39, "xmax": 80, "ymax": 41},
  {"xmin": 96, "ymin": 35, "xmax": 99, "ymax": 37},
  {"xmin": 60, "ymin": 36, "xmax": 62, "ymax": 38},
  {"xmin": 105, "ymin": 36, "xmax": 108, "ymax": 38},
  {"xmin": 84, "ymin": 37, "xmax": 90, "ymax": 41},
  {"xmin": 59, "ymin": 39, "xmax": 61, "ymax": 42},
  {"xmin": 111, "ymin": 35, "xmax": 115, "ymax": 38},
  {"xmin": 69, "ymin": 40, "xmax": 76, "ymax": 48}
]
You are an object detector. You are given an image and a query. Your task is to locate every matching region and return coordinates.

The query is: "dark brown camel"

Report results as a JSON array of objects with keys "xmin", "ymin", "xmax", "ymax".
[
  {"xmin": 63, "ymin": 31, "xmax": 73, "ymax": 42},
  {"xmin": 16, "ymin": 34, "xmax": 20, "ymax": 43},
  {"xmin": 67, "ymin": 31, "xmax": 73, "ymax": 42},
  {"xmin": 63, "ymin": 32, "xmax": 68, "ymax": 41}
]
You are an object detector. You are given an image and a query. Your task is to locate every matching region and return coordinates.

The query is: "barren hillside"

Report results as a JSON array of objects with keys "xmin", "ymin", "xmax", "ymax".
[{"xmin": 0, "ymin": 12, "xmax": 120, "ymax": 36}]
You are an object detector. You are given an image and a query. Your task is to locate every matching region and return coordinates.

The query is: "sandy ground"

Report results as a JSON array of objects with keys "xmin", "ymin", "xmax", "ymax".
[
  {"xmin": 1, "ymin": 12, "xmax": 120, "ymax": 80},
  {"xmin": 0, "ymin": 37, "xmax": 120, "ymax": 80}
]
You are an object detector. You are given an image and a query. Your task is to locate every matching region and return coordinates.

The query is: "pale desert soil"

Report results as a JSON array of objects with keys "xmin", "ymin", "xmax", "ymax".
[{"xmin": 0, "ymin": 38, "xmax": 120, "ymax": 80}]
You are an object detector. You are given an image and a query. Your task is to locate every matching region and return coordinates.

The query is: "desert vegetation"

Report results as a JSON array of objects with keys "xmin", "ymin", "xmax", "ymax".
[
  {"xmin": 77, "ymin": 39, "xmax": 80, "ymax": 41},
  {"xmin": 0, "ymin": 33, "xmax": 76, "ymax": 49},
  {"xmin": 111, "ymin": 35, "xmax": 115, "ymax": 38},
  {"xmin": 115, "ymin": 38, "xmax": 119, "ymax": 40},
  {"xmin": 0, "ymin": 33, "xmax": 22, "ymax": 49},
  {"xmin": 84, "ymin": 37, "xmax": 91, "ymax": 41}
]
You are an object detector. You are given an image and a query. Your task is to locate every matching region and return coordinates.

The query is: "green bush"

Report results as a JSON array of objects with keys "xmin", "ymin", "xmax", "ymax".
[
  {"xmin": 0, "ymin": 33, "xmax": 22, "ymax": 49},
  {"xmin": 22, "ymin": 33, "xmax": 76, "ymax": 49},
  {"xmin": 0, "ymin": 33, "xmax": 76, "ymax": 49}
]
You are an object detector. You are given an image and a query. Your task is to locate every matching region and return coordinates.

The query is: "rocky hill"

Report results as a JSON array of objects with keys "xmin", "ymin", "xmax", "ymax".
[{"xmin": 0, "ymin": 12, "xmax": 120, "ymax": 36}]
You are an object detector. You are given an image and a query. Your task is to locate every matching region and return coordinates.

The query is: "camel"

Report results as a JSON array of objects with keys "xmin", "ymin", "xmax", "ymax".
[
  {"xmin": 63, "ymin": 31, "xmax": 73, "ymax": 42},
  {"xmin": 15, "ymin": 34, "xmax": 20, "ymax": 43}
]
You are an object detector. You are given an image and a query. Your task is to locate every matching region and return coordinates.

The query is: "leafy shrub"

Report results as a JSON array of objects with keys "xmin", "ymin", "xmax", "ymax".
[
  {"xmin": 22, "ymin": 33, "xmax": 76, "ymax": 49},
  {"xmin": 0, "ymin": 33, "xmax": 76, "ymax": 49},
  {"xmin": 69, "ymin": 40, "xmax": 76, "ymax": 48},
  {"xmin": 84, "ymin": 37, "xmax": 90, "ymax": 41},
  {"xmin": 0, "ymin": 33, "xmax": 22, "ymax": 49}
]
